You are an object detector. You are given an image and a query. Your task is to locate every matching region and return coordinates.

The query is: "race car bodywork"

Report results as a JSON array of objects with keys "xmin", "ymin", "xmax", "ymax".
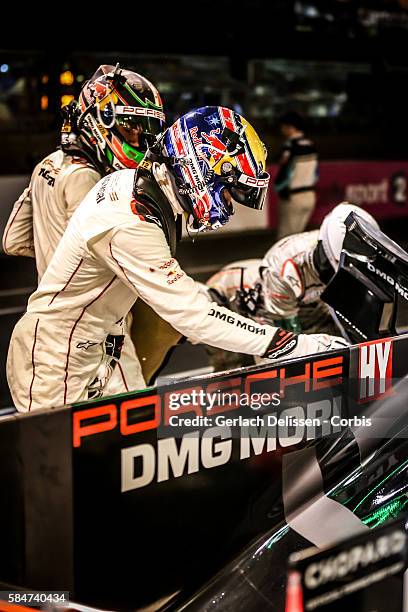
[{"xmin": 168, "ymin": 377, "xmax": 408, "ymax": 611}]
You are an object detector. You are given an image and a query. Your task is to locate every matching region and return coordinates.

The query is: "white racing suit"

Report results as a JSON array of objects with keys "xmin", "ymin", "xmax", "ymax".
[
  {"xmin": 2, "ymin": 150, "xmax": 100, "ymax": 277},
  {"xmin": 7, "ymin": 169, "xmax": 347, "ymax": 412},
  {"xmin": 261, "ymin": 230, "xmax": 339, "ymax": 334},
  {"xmin": 2, "ymin": 149, "xmax": 138, "ymax": 395}
]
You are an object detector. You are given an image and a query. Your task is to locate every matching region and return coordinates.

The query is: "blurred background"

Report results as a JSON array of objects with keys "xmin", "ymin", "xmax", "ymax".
[
  {"xmin": 2, "ymin": 0, "xmax": 408, "ymax": 404},
  {"xmin": 3, "ymin": 0, "xmax": 408, "ymax": 170}
]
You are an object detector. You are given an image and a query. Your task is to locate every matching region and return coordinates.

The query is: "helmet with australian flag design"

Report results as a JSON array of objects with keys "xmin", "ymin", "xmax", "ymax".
[{"xmin": 161, "ymin": 106, "xmax": 269, "ymax": 231}]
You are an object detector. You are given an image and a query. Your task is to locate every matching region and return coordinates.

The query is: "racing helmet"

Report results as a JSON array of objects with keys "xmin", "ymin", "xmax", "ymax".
[
  {"xmin": 319, "ymin": 202, "xmax": 380, "ymax": 271},
  {"xmin": 161, "ymin": 106, "xmax": 269, "ymax": 231},
  {"xmin": 72, "ymin": 64, "xmax": 165, "ymax": 172}
]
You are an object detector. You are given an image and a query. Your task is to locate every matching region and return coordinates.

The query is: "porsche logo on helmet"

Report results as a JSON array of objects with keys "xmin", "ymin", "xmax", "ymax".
[
  {"xmin": 238, "ymin": 174, "xmax": 270, "ymax": 188},
  {"xmin": 116, "ymin": 106, "xmax": 165, "ymax": 121}
]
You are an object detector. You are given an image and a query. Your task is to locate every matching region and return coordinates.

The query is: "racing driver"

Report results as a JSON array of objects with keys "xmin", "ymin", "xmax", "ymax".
[
  {"xmin": 6, "ymin": 106, "xmax": 348, "ymax": 412},
  {"xmin": 3, "ymin": 64, "xmax": 166, "ymax": 394}
]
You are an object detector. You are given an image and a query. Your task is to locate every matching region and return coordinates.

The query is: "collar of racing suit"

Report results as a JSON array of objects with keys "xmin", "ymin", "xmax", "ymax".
[
  {"xmin": 133, "ymin": 165, "xmax": 181, "ymax": 256},
  {"xmin": 312, "ymin": 239, "xmax": 336, "ymax": 285}
]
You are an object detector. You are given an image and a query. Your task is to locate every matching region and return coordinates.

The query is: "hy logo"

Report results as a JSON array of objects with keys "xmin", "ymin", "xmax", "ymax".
[{"xmin": 358, "ymin": 338, "xmax": 393, "ymax": 402}]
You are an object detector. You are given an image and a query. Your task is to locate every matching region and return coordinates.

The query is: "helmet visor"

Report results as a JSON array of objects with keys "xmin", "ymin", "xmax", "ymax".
[
  {"xmin": 115, "ymin": 106, "xmax": 165, "ymax": 137},
  {"xmin": 229, "ymin": 171, "xmax": 270, "ymax": 210}
]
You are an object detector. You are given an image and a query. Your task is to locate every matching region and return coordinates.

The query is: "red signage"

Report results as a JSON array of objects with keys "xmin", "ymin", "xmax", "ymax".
[
  {"xmin": 267, "ymin": 160, "xmax": 408, "ymax": 228},
  {"xmin": 73, "ymin": 355, "xmax": 345, "ymax": 448}
]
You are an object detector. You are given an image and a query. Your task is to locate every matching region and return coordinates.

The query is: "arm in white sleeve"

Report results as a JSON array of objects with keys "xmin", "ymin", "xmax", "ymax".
[
  {"xmin": 2, "ymin": 186, "xmax": 35, "ymax": 258},
  {"xmin": 91, "ymin": 221, "xmax": 277, "ymax": 355},
  {"xmin": 91, "ymin": 222, "xmax": 348, "ymax": 360}
]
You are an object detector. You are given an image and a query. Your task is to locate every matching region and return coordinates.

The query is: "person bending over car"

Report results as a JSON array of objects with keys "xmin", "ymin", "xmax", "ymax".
[{"xmin": 204, "ymin": 203, "xmax": 378, "ymax": 370}]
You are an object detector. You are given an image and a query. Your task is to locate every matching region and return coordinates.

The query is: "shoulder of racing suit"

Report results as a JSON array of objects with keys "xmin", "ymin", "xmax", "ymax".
[
  {"xmin": 263, "ymin": 231, "xmax": 319, "ymax": 284},
  {"xmin": 74, "ymin": 167, "xmax": 181, "ymax": 257},
  {"xmin": 260, "ymin": 230, "xmax": 321, "ymax": 317},
  {"xmin": 59, "ymin": 151, "xmax": 101, "ymax": 181},
  {"xmin": 33, "ymin": 150, "xmax": 101, "ymax": 191}
]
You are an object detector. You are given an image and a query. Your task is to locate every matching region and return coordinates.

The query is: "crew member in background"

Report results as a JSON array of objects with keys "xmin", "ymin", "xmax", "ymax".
[
  {"xmin": 6, "ymin": 106, "xmax": 348, "ymax": 412},
  {"xmin": 2, "ymin": 64, "xmax": 168, "ymax": 394},
  {"xmin": 274, "ymin": 111, "xmax": 318, "ymax": 240}
]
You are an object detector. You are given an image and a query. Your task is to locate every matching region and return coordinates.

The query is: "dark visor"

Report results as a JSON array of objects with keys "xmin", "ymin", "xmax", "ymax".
[
  {"xmin": 227, "ymin": 170, "xmax": 270, "ymax": 210},
  {"xmin": 116, "ymin": 114, "xmax": 165, "ymax": 136}
]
